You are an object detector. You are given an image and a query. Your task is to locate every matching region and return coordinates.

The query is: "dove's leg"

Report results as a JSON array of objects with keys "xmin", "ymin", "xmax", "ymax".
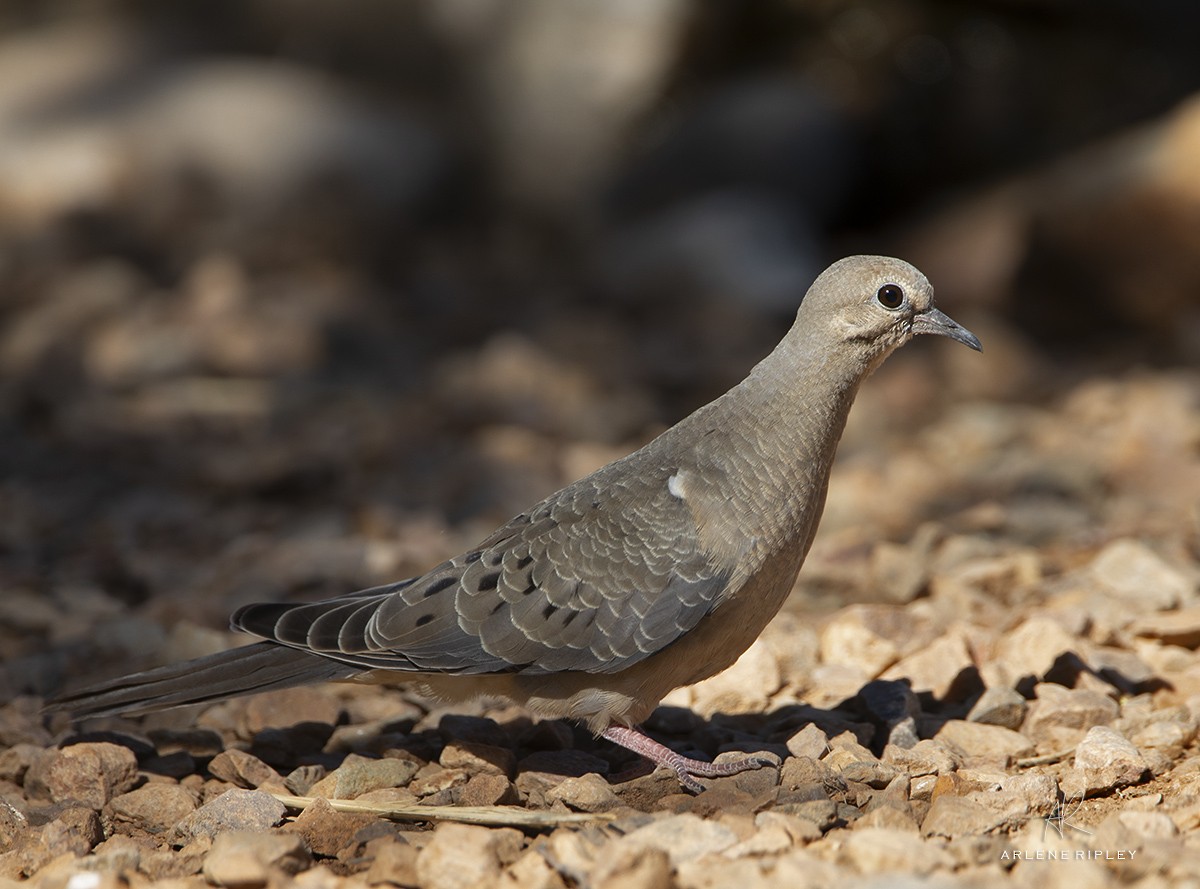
[{"xmin": 601, "ymin": 725, "xmax": 776, "ymax": 793}]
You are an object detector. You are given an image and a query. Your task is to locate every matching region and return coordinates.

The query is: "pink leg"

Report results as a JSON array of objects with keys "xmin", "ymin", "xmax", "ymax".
[{"xmin": 602, "ymin": 724, "xmax": 777, "ymax": 793}]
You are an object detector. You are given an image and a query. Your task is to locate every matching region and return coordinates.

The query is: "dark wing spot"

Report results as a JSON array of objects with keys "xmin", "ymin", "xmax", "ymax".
[
  {"xmin": 415, "ymin": 614, "xmax": 434, "ymax": 627},
  {"xmin": 563, "ymin": 610, "xmax": 578, "ymax": 626},
  {"xmin": 465, "ymin": 551, "xmax": 482, "ymax": 564},
  {"xmin": 485, "ymin": 550, "xmax": 503, "ymax": 567},
  {"xmin": 516, "ymin": 554, "xmax": 534, "ymax": 569},
  {"xmin": 542, "ymin": 603, "xmax": 558, "ymax": 619},
  {"xmin": 422, "ymin": 576, "xmax": 457, "ymax": 598},
  {"xmin": 478, "ymin": 571, "xmax": 501, "ymax": 591}
]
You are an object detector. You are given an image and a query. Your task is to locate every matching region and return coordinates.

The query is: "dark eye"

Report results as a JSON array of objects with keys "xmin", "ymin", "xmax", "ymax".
[{"xmin": 876, "ymin": 284, "xmax": 904, "ymax": 310}]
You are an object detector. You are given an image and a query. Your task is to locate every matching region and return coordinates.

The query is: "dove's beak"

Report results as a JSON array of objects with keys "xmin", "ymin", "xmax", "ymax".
[{"xmin": 913, "ymin": 308, "xmax": 982, "ymax": 352}]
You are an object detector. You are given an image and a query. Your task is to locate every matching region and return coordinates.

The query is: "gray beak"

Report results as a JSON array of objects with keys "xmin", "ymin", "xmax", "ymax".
[{"xmin": 912, "ymin": 308, "xmax": 982, "ymax": 352}]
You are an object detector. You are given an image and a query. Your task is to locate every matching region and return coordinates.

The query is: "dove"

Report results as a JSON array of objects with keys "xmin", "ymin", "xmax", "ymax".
[{"xmin": 50, "ymin": 255, "xmax": 981, "ymax": 792}]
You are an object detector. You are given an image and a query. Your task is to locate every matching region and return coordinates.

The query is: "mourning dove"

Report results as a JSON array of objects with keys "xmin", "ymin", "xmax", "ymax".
[{"xmin": 51, "ymin": 255, "xmax": 980, "ymax": 791}]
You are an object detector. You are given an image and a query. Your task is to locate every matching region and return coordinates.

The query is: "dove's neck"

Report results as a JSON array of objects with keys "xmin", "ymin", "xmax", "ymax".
[{"xmin": 720, "ymin": 326, "xmax": 877, "ymax": 542}]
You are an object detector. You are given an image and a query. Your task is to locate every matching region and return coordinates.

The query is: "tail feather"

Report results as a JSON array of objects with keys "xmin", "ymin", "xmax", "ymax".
[{"xmin": 47, "ymin": 642, "xmax": 361, "ymax": 719}]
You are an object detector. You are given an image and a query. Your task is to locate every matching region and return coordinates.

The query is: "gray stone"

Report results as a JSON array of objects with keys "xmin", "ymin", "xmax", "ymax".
[
  {"xmin": 207, "ymin": 749, "xmax": 282, "ymax": 790},
  {"xmin": 44, "ymin": 742, "xmax": 139, "ymax": 809},
  {"xmin": 840, "ymin": 760, "xmax": 900, "ymax": 789},
  {"xmin": 440, "ymin": 740, "xmax": 517, "ymax": 779},
  {"xmin": 416, "ymin": 822, "xmax": 523, "ymax": 889},
  {"xmin": 202, "ymin": 831, "xmax": 310, "ymax": 887},
  {"xmin": 618, "ymin": 813, "xmax": 739, "ymax": 866},
  {"xmin": 106, "ymin": 783, "xmax": 199, "ymax": 835},
  {"xmin": 839, "ymin": 826, "xmax": 953, "ymax": 874},
  {"xmin": 922, "ymin": 794, "xmax": 1013, "ymax": 837},
  {"xmin": 545, "ymin": 773, "xmax": 620, "ymax": 813},
  {"xmin": 1023, "ymin": 683, "xmax": 1119, "ymax": 748},
  {"xmin": 1130, "ymin": 606, "xmax": 1200, "ymax": 648},
  {"xmin": 1063, "ymin": 726, "xmax": 1149, "ymax": 797},
  {"xmin": 785, "ymin": 724, "xmax": 829, "ymax": 760},
  {"xmin": 172, "ymin": 789, "xmax": 287, "ymax": 843},
  {"xmin": 967, "ymin": 686, "xmax": 1027, "ymax": 730},
  {"xmin": 308, "ymin": 753, "xmax": 420, "ymax": 799},
  {"xmin": 882, "ymin": 740, "xmax": 960, "ymax": 777},
  {"xmin": 933, "ymin": 720, "xmax": 1035, "ymax": 761},
  {"xmin": 1089, "ymin": 538, "xmax": 1193, "ymax": 610}
]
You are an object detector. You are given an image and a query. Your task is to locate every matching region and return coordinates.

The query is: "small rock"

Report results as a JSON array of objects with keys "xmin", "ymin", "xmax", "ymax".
[
  {"xmin": 440, "ymin": 741, "xmax": 517, "ymax": 779},
  {"xmin": 284, "ymin": 764, "xmax": 326, "ymax": 796},
  {"xmin": 446, "ymin": 773, "xmax": 511, "ymax": 806},
  {"xmin": 498, "ymin": 848, "xmax": 567, "ymax": 889},
  {"xmin": 1088, "ymin": 809, "xmax": 1179, "ymax": 857},
  {"xmin": 839, "ymin": 760, "xmax": 899, "ymax": 789},
  {"xmin": 909, "ymin": 774, "xmax": 938, "ymax": 802},
  {"xmin": 416, "ymin": 823, "xmax": 523, "ymax": 889},
  {"xmin": 686, "ymin": 639, "xmax": 781, "ymax": 717},
  {"xmin": 773, "ymin": 797, "xmax": 838, "ymax": 833},
  {"xmin": 308, "ymin": 754, "xmax": 420, "ymax": 799},
  {"xmin": 284, "ymin": 796, "xmax": 377, "ymax": 858},
  {"xmin": 0, "ymin": 744, "xmax": 41, "ymax": 783},
  {"xmin": 882, "ymin": 740, "xmax": 959, "ymax": 777},
  {"xmin": 1089, "ymin": 538, "xmax": 1193, "ymax": 610},
  {"xmin": 45, "ymin": 742, "xmax": 139, "ymax": 809},
  {"xmin": 754, "ymin": 810, "xmax": 823, "ymax": 844},
  {"xmin": 870, "ymin": 530, "xmax": 936, "ymax": 604},
  {"xmin": 987, "ymin": 616, "xmax": 1080, "ymax": 687},
  {"xmin": 0, "ymin": 798, "xmax": 28, "ymax": 848},
  {"xmin": 922, "ymin": 794, "xmax": 1011, "ymax": 838},
  {"xmin": 545, "ymin": 773, "xmax": 620, "ymax": 812},
  {"xmin": 839, "ymin": 826, "xmax": 953, "ymax": 873},
  {"xmin": 933, "ymin": 720, "xmax": 1035, "ymax": 762},
  {"xmin": 239, "ymin": 687, "xmax": 342, "ymax": 735},
  {"xmin": 779, "ymin": 756, "xmax": 838, "ymax": 792},
  {"xmin": 1023, "ymin": 684, "xmax": 1119, "ymax": 747},
  {"xmin": 880, "ymin": 630, "xmax": 975, "ymax": 702},
  {"xmin": 1130, "ymin": 606, "xmax": 1200, "ymax": 648},
  {"xmin": 618, "ymin": 813, "xmax": 738, "ymax": 866},
  {"xmin": 819, "ymin": 605, "xmax": 917, "ymax": 677},
  {"xmin": 967, "ymin": 686, "xmax": 1027, "ymax": 729},
  {"xmin": 1063, "ymin": 726, "xmax": 1149, "ymax": 797},
  {"xmin": 172, "ymin": 789, "xmax": 287, "ymax": 843},
  {"xmin": 999, "ymin": 773, "xmax": 1058, "ymax": 816},
  {"xmin": 1130, "ymin": 718, "xmax": 1197, "ymax": 754},
  {"xmin": 207, "ymin": 750, "xmax": 282, "ymax": 789},
  {"xmin": 365, "ymin": 839, "xmax": 419, "ymax": 887},
  {"xmin": 785, "ymin": 724, "xmax": 829, "ymax": 760},
  {"xmin": 106, "ymin": 783, "xmax": 199, "ymax": 834},
  {"xmin": 593, "ymin": 845, "xmax": 672, "ymax": 889},
  {"xmin": 853, "ymin": 805, "xmax": 919, "ymax": 832},
  {"xmin": 409, "ymin": 767, "xmax": 469, "ymax": 798},
  {"xmin": 202, "ymin": 831, "xmax": 310, "ymax": 887},
  {"xmin": 857, "ymin": 679, "xmax": 921, "ymax": 749}
]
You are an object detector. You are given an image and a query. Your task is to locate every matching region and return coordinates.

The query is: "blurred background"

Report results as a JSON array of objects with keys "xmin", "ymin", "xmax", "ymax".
[{"xmin": 1, "ymin": 0, "xmax": 1199, "ymax": 702}]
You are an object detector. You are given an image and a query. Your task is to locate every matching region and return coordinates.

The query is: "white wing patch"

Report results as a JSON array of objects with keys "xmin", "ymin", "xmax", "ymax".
[{"xmin": 667, "ymin": 472, "xmax": 687, "ymax": 500}]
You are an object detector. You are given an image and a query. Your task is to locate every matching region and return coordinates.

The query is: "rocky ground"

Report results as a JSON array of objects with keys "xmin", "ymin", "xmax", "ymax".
[{"xmin": 1, "ymin": 362, "xmax": 1198, "ymax": 888}]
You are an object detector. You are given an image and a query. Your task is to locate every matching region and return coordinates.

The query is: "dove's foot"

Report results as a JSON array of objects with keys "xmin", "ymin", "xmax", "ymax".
[{"xmin": 602, "ymin": 724, "xmax": 777, "ymax": 793}]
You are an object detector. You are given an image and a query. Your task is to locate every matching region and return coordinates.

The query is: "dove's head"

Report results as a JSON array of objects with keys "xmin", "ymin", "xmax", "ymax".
[{"xmin": 797, "ymin": 255, "xmax": 981, "ymax": 372}]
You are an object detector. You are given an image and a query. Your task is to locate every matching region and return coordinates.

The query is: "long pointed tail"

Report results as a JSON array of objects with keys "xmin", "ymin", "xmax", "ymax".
[{"xmin": 47, "ymin": 642, "xmax": 361, "ymax": 719}]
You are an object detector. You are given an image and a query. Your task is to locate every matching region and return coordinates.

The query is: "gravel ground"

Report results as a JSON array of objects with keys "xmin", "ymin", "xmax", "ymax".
[{"xmin": 2, "ymin": 363, "xmax": 1198, "ymax": 888}]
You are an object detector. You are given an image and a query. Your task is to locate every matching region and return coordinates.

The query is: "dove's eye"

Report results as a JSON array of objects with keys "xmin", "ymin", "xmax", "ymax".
[{"xmin": 876, "ymin": 284, "xmax": 905, "ymax": 310}]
